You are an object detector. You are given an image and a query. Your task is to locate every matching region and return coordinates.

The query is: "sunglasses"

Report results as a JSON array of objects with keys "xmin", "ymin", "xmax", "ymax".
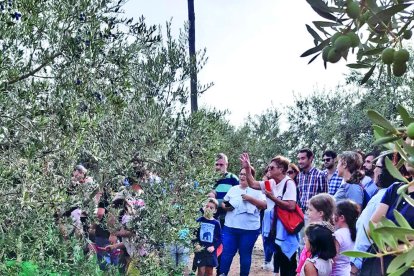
[
  {"xmin": 322, "ymin": 158, "xmax": 332, "ymax": 162},
  {"xmin": 215, "ymin": 163, "xmax": 225, "ymax": 167},
  {"xmin": 268, "ymin": 165, "xmax": 282, "ymax": 171}
]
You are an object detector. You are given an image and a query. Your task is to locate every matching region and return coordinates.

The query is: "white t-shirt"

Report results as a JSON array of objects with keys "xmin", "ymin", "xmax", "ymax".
[
  {"xmin": 331, "ymin": 227, "xmax": 355, "ymax": 276},
  {"xmin": 223, "ymin": 185, "xmax": 266, "ymax": 230},
  {"xmin": 259, "ymin": 176, "xmax": 297, "ymax": 210}
]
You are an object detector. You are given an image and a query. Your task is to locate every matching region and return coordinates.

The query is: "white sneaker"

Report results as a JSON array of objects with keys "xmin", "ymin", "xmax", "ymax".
[{"xmin": 262, "ymin": 261, "xmax": 273, "ymax": 271}]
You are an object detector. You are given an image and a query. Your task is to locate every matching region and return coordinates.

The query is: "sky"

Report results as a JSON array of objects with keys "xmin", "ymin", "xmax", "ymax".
[{"xmin": 125, "ymin": 1, "xmax": 352, "ymax": 126}]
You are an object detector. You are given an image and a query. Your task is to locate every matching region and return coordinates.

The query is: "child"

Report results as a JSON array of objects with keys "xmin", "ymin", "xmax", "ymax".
[
  {"xmin": 300, "ymin": 224, "xmax": 336, "ymax": 275},
  {"xmin": 331, "ymin": 200, "xmax": 359, "ymax": 276},
  {"xmin": 193, "ymin": 198, "xmax": 222, "ymax": 276},
  {"xmin": 297, "ymin": 193, "xmax": 336, "ymax": 274}
]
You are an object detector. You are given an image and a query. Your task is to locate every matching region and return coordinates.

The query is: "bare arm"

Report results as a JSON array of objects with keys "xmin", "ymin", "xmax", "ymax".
[
  {"xmin": 221, "ymin": 202, "xmax": 234, "ymax": 211},
  {"xmin": 370, "ymin": 203, "xmax": 389, "ymax": 224},
  {"xmin": 241, "ymin": 194, "xmax": 267, "ymax": 209},
  {"xmin": 113, "ymin": 228, "xmax": 134, "ymax": 238},
  {"xmin": 264, "ymin": 189, "xmax": 296, "ymax": 211},
  {"xmin": 303, "ymin": 260, "xmax": 318, "ymax": 276}
]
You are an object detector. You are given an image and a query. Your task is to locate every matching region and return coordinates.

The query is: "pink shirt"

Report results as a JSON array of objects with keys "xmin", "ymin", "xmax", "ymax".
[{"xmin": 296, "ymin": 247, "xmax": 311, "ymax": 275}]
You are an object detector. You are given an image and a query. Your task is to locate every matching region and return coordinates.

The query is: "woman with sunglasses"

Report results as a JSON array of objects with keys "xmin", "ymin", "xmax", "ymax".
[{"xmin": 287, "ymin": 163, "xmax": 300, "ymax": 183}]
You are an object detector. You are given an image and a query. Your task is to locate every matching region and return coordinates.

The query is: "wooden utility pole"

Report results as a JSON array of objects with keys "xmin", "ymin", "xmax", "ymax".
[{"xmin": 188, "ymin": 0, "xmax": 198, "ymax": 112}]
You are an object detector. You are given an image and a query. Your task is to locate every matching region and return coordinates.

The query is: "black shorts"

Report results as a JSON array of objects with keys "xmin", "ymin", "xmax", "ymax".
[{"xmin": 193, "ymin": 249, "xmax": 217, "ymax": 268}]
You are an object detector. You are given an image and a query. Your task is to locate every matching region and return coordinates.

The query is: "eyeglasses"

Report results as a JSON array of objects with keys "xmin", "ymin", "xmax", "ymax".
[
  {"xmin": 268, "ymin": 165, "xmax": 281, "ymax": 171},
  {"xmin": 322, "ymin": 158, "xmax": 332, "ymax": 162},
  {"xmin": 239, "ymin": 172, "xmax": 246, "ymax": 176},
  {"xmin": 287, "ymin": 170, "xmax": 294, "ymax": 175}
]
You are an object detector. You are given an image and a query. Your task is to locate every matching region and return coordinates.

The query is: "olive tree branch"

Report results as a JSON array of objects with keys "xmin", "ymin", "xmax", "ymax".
[{"xmin": 7, "ymin": 52, "xmax": 63, "ymax": 85}]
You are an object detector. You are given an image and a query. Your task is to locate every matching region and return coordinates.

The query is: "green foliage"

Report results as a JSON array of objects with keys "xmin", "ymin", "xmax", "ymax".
[
  {"xmin": 285, "ymin": 54, "xmax": 414, "ymax": 161},
  {"xmin": 303, "ymin": 0, "xmax": 414, "ymax": 82},
  {"xmin": 0, "ymin": 0, "xmax": 219, "ymax": 274}
]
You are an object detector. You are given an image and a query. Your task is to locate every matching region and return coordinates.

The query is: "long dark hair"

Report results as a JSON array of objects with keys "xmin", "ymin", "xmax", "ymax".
[
  {"xmin": 305, "ymin": 224, "xmax": 336, "ymax": 260},
  {"xmin": 377, "ymin": 152, "xmax": 407, "ymax": 188},
  {"xmin": 336, "ymin": 200, "xmax": 359, "ymax": 242}
]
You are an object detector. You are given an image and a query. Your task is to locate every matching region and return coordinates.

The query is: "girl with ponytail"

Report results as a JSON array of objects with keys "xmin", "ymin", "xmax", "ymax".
[{"xmin": 331, "ymin": 200, "xmax": 360, "ymax": 276}]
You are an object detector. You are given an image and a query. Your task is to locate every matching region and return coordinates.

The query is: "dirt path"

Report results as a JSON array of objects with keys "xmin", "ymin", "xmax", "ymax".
[
  {"xmin": 188, "ymin": 235, "xmax": 275, "ymax": 276},
  {"xmin": 226, "ymin": 235, "xmax": 274, "ymax": 276}
]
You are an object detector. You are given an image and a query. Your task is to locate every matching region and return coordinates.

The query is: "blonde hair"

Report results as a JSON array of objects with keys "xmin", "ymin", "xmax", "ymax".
[{"xmin": 206, "ymin": 197, "xmax": 219, "ymax": 209}]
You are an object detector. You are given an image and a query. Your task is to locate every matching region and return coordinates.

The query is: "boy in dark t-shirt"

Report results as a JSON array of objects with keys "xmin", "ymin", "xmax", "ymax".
[{"xmin": 193, "ymin": 198, "xmax": 222, "ymax": 276}]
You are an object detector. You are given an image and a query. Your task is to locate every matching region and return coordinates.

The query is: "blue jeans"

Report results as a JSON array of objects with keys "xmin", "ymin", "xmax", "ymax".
[
  {"xmin": 263, "ymin": 235, "xmax": 275, "ymax": 263},
  {"xmin": 219, "ymin": 226, "xmax": 259, "ymax": 276}
]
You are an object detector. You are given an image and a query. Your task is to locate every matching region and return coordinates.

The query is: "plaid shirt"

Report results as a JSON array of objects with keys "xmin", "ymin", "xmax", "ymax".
[
  {"xmin": 297, "ymin": 167, "xmax": 328, "ymax": 210},
  {"xmin": 323, "ymin": 169, "xmax": 343, "ymax": 196}
]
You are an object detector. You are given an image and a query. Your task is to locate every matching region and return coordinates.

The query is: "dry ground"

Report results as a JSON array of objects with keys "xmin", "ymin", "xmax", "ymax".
[
  {"xmin": 188, "ymin": 235, "xmax": 275, "ymax": 276},
  {"xmin": 226, "ymin": 236, "xmax": 274, "ymax": 276}
]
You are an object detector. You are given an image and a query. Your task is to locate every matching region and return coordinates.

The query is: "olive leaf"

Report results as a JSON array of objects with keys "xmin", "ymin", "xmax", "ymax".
[
  {"xmin": 367, "ymin": 110, "xmax": 397, "ymax": 133},
  {"xmin": 372, "ymin": 136, "xmax": 401, "ymax": 146},
  {"xmin": 397, "ymin": 104, "xmax": 414, "ymax": 126},
  {"xmin": 341, "ymin": 250, "xmax": 377, "ymax": 258},
  {"xmin": 385, "ymin": 157, "xmax": 409, "ymax": 183}
]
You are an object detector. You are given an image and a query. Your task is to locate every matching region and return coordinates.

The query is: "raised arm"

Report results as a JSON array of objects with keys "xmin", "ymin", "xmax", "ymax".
[{"xmin": 240, "ymin": 152, "xmax": 261, "ymax": 190}]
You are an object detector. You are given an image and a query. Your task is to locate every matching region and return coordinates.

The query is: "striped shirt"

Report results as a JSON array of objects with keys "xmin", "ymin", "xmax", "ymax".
[
  {"xmin": 214, "ymin": 172, "xmax": 239, "ymax": 220},
  {"xmin": 297, "ymin": 167, "xmax": 328, "ymax": 210},
  {"xmin": 323, "ymin": 169, "xmax": 343, "ymax": 195}
]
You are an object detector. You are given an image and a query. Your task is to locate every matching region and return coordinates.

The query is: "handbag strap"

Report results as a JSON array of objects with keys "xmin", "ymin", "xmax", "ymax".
[{"xmin": 281, "ymin": 178, "xmax": 294, "ymax": 200}]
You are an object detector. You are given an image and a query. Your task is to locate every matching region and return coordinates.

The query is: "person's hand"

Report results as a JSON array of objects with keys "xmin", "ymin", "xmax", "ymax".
[
  {"xmin": 264, "ymin": 189, "xmax": 275, "ymax": 201},
  {"xmin": 194, "ymin": 243, "xmax": 202, "ymax": 252},
  {"xmin": 239, "ymin": 153, "xmax": 251, "ymax": 169},
  {"xmin": 241, "ymin": 194, "xmax": 252, "ymax": 202},
  {"xmin": 109, "ymin": 234, "xmax": 117, "ymax": 244},
  {"xmin": 350, "ymin": 263, "xmax": 359, "ymax": 276},
  {"xmin": 207, "ymin": 246, "xmax": 215, "ymax": 253},
  {"xmin": 104, "ymin": 244, "xmax": 115, "ymax": 252}
]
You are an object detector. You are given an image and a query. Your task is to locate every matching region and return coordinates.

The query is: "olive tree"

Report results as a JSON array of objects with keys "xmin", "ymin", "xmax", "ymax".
[{"xmin": 0, "ymin": 0, "xmax": 219, "ymax": 274}]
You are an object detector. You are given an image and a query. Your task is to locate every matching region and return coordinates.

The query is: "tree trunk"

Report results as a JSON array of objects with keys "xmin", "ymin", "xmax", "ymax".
[{"xmin": 188, "ymin": 0, "xmax": 198, "ymax": 113}]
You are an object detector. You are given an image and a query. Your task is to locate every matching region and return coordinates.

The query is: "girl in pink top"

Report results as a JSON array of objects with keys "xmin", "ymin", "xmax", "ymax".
[{"xmin": 296, "ymin": 193, "xmax": 336, "ymax": 275}]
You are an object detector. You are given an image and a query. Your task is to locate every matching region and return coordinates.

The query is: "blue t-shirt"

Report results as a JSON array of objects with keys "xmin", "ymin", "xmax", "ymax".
[
  {"xmin": 382, "ymin": 183, "xmax": 414, "ymax": 228},
  {"xmin": 334, "ymin": 182, "xmax": 364, "ymax": 206},
  {"xmin": 195, "ymin": 217, "xmax": 222, "ymax": 249}
]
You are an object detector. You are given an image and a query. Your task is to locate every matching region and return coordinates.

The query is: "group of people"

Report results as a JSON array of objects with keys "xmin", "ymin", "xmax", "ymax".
[
  {"xmin": 191, "ymin": 148, "xmax": 414, "ymax": 276},
  {"xmin": 55, "ymin": 145, "xmax": 414, "ymax": 276},
  {"xmin": 56, "ymin": 163, "xmax": 151, "ymax": 273}
]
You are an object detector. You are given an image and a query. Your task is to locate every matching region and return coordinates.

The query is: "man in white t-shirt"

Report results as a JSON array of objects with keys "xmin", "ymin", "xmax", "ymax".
[{"xmin": 240, "ymin": 153, "xmax": 298, "ymax": 276}]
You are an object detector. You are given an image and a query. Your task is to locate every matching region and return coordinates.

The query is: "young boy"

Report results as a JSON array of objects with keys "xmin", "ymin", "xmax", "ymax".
[{"xmin": 193, "ymin": 198, "xmax": 222, "ymax": 276}]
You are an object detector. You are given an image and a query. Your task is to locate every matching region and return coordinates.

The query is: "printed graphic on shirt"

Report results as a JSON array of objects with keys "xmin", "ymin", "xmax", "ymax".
[{"xmin": 199, "ymin": 222, "xmax": 215, "ymax": 243}]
